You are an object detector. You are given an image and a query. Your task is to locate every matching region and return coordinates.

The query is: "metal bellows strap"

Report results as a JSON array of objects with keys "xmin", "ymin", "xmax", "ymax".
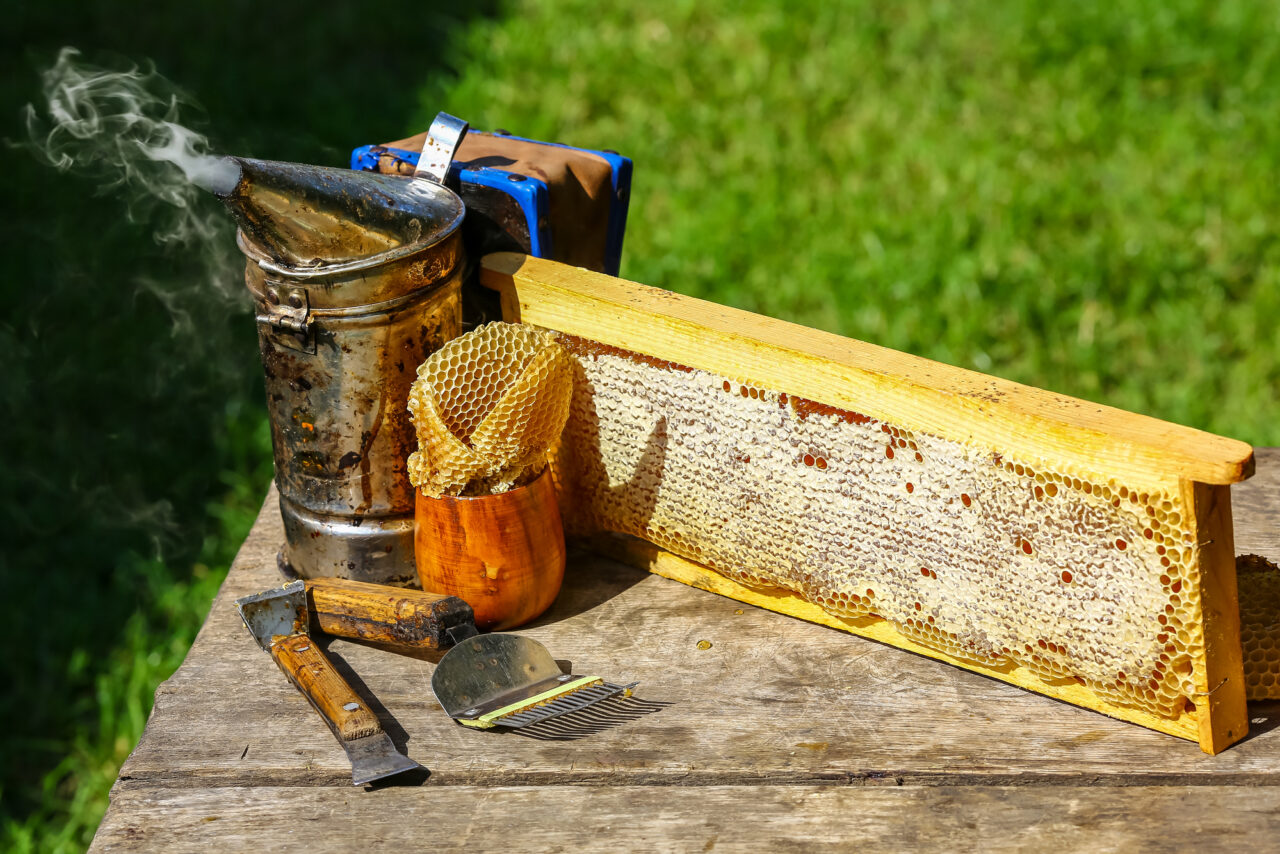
[{"xmin": 415, "ymin": 113, "xmax": 470, "ymax": 185}]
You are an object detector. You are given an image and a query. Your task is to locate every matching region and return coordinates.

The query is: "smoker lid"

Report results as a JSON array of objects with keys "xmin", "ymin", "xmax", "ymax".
[{"xmin": 218, "ymin": 157, "xmax": 465, "ymax": 276}]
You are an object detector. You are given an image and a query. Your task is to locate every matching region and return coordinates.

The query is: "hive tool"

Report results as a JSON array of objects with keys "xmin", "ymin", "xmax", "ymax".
[{"xmin": 235, "ymin": 580, "xmax": 423, "ymax": 786}]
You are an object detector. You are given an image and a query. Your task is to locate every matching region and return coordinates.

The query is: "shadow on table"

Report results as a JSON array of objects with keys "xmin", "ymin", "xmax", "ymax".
[
  {"xmin": 1241, "ymin": 700, "xmax": 1280, "ymax": 745},
  {"xmin": 322, "ymin": 640, "xmax": 419, "ymax": 748},
  {"xmin": 523, "ymin": 547, "xmax": 652, "ymax": 627},
  {"xmin": 520, "ymin": 408, "xmax": 670, "ymax": 627}
]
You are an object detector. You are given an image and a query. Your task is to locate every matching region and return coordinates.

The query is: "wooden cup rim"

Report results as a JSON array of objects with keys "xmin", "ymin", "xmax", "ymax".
[{"xmin": 417, "ymin": 466, "xmax": 552, "ymax": 503}]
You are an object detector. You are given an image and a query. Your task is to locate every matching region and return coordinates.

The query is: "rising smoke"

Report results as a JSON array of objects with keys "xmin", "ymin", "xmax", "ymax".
[
  {"xmin": 21, "ymin": 47, "xmax": 243, "ymax": 315},
  {"xmin": 14, "ymin": 47, "xmax": 260, "ymax": 544}
]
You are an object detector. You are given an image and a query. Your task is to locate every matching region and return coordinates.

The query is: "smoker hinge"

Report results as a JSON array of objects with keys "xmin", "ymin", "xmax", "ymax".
[{"xmin": 257, "ymin": 282, "xmax": 316, "ymax": 353}]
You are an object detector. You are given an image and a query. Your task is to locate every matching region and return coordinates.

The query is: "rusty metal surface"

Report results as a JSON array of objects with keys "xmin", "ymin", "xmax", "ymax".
[
  {"xmin": 222, "ymin": 157, "xmax": 464, "ymax": 270},
  {"xmin": 234, "ymin": 580, "xmax": 308, "ymax": 650},
  {"xmin": 222, "ymin": 158, "xmax": 467, "ymax": 584},
  {"xmin": 253, "ymin": 259, "xmax": 463, "ymax": 584}
]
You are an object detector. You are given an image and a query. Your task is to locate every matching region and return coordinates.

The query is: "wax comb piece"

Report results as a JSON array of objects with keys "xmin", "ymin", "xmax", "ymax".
[
  {"xmin": 407, "ymin": 321, "xmax": 573, "ymax": 498},
  {"xmin": 1239, "ymin": 554, "xmax": 1280, "ymax": 700}
]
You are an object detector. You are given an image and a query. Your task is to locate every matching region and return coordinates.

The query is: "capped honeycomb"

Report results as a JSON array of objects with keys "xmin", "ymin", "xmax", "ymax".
[
  {"xmin": 554, "ymin": 336, "xmax": 1218, "ymax": 722},
  {"xmin": 1239, "ymin": 554, "xmax": 1280, "ymax": 700},
  {"xmin": 406, "ymin": 322, "xmax": 573, "ymax": 497}
]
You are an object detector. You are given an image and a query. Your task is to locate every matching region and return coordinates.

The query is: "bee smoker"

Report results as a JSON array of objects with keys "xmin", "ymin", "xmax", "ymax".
[{"xmin": 216, "ymin": 115, "xmax": 470, "ymax": 585}]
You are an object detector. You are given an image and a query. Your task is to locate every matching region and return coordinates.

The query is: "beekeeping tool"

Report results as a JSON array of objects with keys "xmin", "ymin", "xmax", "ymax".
[
  {"xmin": 432, "ymin": 632, "xmax": 637, "ymax": 730},
  {"xmin": 235, "ymin": 581, "xmax": 423, "ymax": 785},
  {"xmin": 264, "ymin": 578, "xmax": 638, "ymax": 732},
  {"xmin": 216, "ymin": 113, "xmax": 471, "ymax": 586},
  {"xmin": 304, "ymin": 576, "xmax": 478, "ymax": 651}
]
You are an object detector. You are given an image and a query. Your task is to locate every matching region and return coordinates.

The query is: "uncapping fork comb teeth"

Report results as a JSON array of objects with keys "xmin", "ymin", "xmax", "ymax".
[{"xmin": 431, "ymin": 633, "xmax": 637, "ymax": 729}]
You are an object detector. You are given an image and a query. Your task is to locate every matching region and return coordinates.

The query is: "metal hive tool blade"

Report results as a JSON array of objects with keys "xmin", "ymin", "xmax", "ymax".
[
  {"xmin": 343, "ymin": 732, "xmax": 424, "ymax": 786},
  {"xmin": 431, "ymin": 633, "xmax": 637, "ymax": 730},
  {"xmin": 234, "ymin": 580, "xmax": 308, "ymax": 650}
]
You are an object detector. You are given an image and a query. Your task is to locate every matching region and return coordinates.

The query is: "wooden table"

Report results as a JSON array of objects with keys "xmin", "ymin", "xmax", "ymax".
[{"xmin": 91, "ymin": 449, "xmax": 1280, "ymax": 852}]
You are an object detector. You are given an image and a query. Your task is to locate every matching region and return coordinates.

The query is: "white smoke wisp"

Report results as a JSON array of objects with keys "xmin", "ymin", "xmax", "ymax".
[
  {"xmin": 142, "ymin": 120, "xmax": 240, "ymax": 194},
  {"xmin": 21, "ymin": 47, "xmax": 244, "ymax": 316}
]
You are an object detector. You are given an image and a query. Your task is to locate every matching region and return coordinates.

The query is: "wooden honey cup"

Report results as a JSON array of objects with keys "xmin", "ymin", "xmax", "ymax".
[{"xmin": 413, "ymin": 468, "xmax": 565, "ymax": 631}]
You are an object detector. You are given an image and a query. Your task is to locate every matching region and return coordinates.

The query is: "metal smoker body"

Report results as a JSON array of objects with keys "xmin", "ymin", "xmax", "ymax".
[{"xmin": 225, "ymin": 145, "xmax": 467, "ymax": 585}]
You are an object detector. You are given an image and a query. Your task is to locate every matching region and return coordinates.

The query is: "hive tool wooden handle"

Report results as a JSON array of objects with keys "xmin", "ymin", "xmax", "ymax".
[
  {"xmin": 305, "ymin": 577, "xmax": 478, "ymax": 651},
  {"xmin": 270, "ymin": 633, "xmax": 382, "ymax": 742}
]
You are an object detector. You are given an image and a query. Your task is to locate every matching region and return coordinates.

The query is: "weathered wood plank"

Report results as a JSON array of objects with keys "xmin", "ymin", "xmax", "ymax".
[
  {"xmin": 90, "ymin": 784, "xmax": 1280, "ymax": 853},
  {"xmin": 1233, "ymin": 448, "xmax": 1280, "ymax": 558},
  {"xmin": 108, "ymin": 454, "xmax": 1280, "ymax": 796},
  {"xmin": 91, "ymin": 450, "xmax": 1280, "ymax": 850}
]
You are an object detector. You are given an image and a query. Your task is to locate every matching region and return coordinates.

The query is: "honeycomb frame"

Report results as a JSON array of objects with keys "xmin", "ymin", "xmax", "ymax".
[{"xmin": 480, "ymin": 253, "xmax": 1255, "ymax": 754}]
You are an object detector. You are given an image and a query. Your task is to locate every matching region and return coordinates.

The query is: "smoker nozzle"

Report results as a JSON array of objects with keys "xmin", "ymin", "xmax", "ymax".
[{"xmin": 214, "ymin": 156, "xmax": 464, "ymax": 271}]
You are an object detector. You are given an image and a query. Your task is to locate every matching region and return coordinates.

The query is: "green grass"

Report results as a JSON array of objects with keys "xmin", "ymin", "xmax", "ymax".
[
  {"xmin": 423, "ymin": 0, "xmax": 1280, "ymax": 444},
  {"xmin": 7, "ymin": 0, "xmax": 1280, "ymax": 849},
  {"xmin": 1, "ymin": 410, "xmax": 270, "ymax": 852}
]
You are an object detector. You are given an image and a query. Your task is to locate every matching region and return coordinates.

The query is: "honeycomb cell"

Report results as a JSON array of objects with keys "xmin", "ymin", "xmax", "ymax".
[
  {"xmin": 406, "ymin": 322, "xmax": 573, "ymax": 497},
  {"xmin": 553, "ymin": 335, "xmax": 1211, "ymax": 721},
  {"xmin": 1239, "ymin": 554, "xmax": 1280, "ymax": 700}
]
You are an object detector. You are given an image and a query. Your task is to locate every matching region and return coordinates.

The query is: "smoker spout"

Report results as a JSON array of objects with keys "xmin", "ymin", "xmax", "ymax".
[{"xmin": 215, "ymin": 157, "xmax": 464, "ymax": 270}]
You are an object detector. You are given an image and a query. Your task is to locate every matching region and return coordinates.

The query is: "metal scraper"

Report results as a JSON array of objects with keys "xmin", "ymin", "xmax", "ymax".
[
  {"xmin": 431, "ymin": 632, "xmax": 637, "ymax": 729},
  {"xmin": 236, "ymin": 580, "xmax": 423, "ymax": 785}
]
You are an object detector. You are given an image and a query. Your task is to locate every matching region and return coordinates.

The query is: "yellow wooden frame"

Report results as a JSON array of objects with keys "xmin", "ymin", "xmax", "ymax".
[{"xmin": 481, "ymin": 252, "xmax": 1253, "ymax": 753}]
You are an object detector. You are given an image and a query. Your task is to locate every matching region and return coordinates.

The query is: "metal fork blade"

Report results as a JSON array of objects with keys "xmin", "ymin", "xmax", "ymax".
[
  {"xmin": 342, "ymin": 732, "xmax": 424, "ymax": 786},
  {"xmin": 497, "ymin": 682, "xmax": 638, "ymax": 729}
]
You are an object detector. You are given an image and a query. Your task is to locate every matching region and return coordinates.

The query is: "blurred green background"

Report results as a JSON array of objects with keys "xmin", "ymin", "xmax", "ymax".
[{"xmin": 5, "ymin": 0, "xmax": 1279, "ymax": 849}]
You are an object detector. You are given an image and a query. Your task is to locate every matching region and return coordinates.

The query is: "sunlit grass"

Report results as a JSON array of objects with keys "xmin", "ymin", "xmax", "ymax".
[{"xmin": 422, "ymin": 0, "xmax": 1280, "ymax": 444}]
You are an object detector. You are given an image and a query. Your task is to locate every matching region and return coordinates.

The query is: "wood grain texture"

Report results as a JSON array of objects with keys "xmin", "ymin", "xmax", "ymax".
[
  {"xmin": 1185, "ymin": 482, "xmax": 1248, "ymax": 753},
  {"xmin": 1233, "ymin": 452, "xmax": 1280, "ymax": 558},
  {"xmin": 480, "ymin": 253, "xmax": 1254, "ymax": 486},
  {"xmin": 90, "ymin": 784, "xmax": 1280, "ymax": 853},
  {"xmin": 414, "ymin": 467, "xmax": 565, "ymax": 630},
  {"xmin": 270, "ymin": 634, "xmax": 380, "ymax": 741},
  {"xmin": 91, "ymin": 451, "xmax": 1280, "ymax": 851},
  {"xmin": 305, "ymin": 578, "xmax": 472, "ymax": 651}
]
